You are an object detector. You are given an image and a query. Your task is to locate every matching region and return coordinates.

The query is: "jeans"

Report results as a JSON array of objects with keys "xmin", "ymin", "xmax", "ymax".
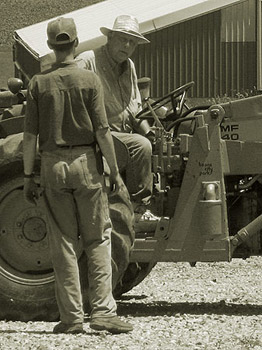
[
  {"xmin": 40, "ymin": 146, "xmax": 117, "ymax": 324},
  {"xmin": 112, "ymin": 132, "xmax": 153, "ymax": 204}
]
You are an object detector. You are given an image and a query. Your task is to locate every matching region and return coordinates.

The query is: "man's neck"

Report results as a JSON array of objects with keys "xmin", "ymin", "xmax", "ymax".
[{"xmin": 54, "ymin": 51, "xmax": 75, "ymax": 63}]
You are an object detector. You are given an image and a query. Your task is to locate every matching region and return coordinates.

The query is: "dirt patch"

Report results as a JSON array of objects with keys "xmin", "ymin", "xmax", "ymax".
[
  {"xmin": 0, "ymin": 0, "xmax": 104, "ymax": 88},
  {"xmin": 0, "ymin": 47, "xmax": 14, "ymax": 88}
]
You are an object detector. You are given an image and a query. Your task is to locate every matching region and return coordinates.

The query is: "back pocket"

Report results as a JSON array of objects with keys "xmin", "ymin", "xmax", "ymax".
[{"xmin": 79, "ymin": 154, "xmax": 103, "ymax": 189}]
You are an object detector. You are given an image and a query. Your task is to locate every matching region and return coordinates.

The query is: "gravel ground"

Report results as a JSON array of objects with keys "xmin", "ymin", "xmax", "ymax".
[{"xmin": 0, "ymin": 257, "xmax": 261, "ymax": 350}]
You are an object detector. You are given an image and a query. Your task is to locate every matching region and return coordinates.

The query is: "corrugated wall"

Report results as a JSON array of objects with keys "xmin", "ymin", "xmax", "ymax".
[
  {"xmin": 220, "ymin": 0, "xmax": 257, "ymax": 96},
  {"xmin": 133, "ymin": 0, "xmax": 257, "ymax": 98}
]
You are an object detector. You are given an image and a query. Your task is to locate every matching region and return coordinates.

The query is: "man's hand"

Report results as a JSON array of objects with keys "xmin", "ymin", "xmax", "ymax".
[
  {"xmin": 23, "ymin": 178, "xmax": 39, "ymax": 206},
  {"xmin": 109, "ymin": 172, "xmax": 127, "ymax": 197},
  {"xmin": 145, "ymin": 129, "xmax": 155, "ymax": 142}
]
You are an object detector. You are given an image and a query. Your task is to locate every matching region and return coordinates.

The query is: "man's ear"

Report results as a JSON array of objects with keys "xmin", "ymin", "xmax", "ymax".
[
  {"xmin": 47, "ymin": 41, "xmax": 53, "ymax": 50},
  {"xmin": 74, "ymin": 37, "xmax": 79, "ymax": 48}
]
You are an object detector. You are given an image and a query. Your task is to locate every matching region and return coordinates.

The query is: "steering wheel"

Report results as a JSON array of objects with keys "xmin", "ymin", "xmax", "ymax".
[{"xmin": 137, "ymin": 81, "xmax": 195, "ymax": 123}]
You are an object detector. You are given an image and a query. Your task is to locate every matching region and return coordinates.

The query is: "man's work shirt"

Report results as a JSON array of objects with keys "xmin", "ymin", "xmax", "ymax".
[
  {"xmin": 76, "ymin": 46, "xmax": 142, "ymax": 133},
  {"xmin": 24, "ymin": 61, "xmax": 109, "ymax": 152}
]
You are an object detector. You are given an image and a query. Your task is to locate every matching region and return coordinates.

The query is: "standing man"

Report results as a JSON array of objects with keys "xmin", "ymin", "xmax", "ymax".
[
  {"xmin": 23, "ymin": 17, "xmax": 133, "ymax": 334},
  {"xmin": 76, "ymin": 15, "xmax": 157, "ymax": 218}
]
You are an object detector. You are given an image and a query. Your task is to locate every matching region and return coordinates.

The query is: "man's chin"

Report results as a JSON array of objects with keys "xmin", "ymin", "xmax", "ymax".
[{"xmin": 118, "ymin": 52, "xmax": 129, "ymax": 61}]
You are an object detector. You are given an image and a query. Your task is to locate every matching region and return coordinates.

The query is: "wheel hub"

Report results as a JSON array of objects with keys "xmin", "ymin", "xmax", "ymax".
[
  {"xmin": 23, "ymin": 217, "xmax": 47, "ymax": 242},
  {"xmin": 15, "ymin": 208, "xmax": 48, "ymax": 250}
]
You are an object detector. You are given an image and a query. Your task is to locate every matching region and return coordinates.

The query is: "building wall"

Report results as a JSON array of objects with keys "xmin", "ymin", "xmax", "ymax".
[{"xmin": 133, "ymin": 0, "xmax": 257, "ymax": 98}]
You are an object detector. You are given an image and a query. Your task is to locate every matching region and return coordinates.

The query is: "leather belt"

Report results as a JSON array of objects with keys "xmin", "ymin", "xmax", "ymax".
[{"xmin": 57, "ymin": 142, "xmax": 96, "ymax": 149}]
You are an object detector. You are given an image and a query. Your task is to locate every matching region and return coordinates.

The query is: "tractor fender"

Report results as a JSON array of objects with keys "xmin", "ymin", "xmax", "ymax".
[{"xmin": 0, "ymin": 132, "xmax": 24, "ymax": 167}]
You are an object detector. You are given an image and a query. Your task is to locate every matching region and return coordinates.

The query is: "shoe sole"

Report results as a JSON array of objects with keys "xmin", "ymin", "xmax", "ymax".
[{"xmin": 90, "ymin": 323, "xmax": 133, "ymax": 334}]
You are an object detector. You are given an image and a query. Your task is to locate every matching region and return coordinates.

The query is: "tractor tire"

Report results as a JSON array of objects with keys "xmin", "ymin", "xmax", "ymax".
[
  {"xmin": 0, "ymin": 161, "xmax": 136, "ymax": 321},
  {"xmin": 114, "ymin": 262, "xmax": 156, "ymax": 299},
  {"xmin": 0, "ymin": 164, "xmax": 59, "ymax": 321}
]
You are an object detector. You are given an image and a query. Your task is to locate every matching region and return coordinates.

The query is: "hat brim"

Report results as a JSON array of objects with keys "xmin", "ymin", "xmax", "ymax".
[{"xmin": 100, "ymin": 27, "xmax": 150, "ymax": 44}]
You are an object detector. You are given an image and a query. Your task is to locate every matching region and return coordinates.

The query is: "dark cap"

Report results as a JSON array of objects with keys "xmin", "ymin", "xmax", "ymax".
[{"xmin": 47, "ymin": 17, "xmax": 77, "ymax": 45}]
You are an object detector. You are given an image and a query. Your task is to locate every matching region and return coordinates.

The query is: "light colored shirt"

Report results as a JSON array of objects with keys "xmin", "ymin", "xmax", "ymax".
[
  {"xmin": 76, "ymin": 46, "xmax": 142, "ymax": 133},
  {"xmin": 24, "ymin": 61, "xmax": 109, "ymax": 151}
]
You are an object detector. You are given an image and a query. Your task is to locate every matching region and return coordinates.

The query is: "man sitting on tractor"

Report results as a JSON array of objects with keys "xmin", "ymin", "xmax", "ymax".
[{"xmin": 76, "ymin": 14, "xmax": 157, "ymax": 221}]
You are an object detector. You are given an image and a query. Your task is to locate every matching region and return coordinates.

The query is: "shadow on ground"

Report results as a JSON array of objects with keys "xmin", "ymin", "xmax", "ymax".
[{"xmin": 117, "ymin": 297, "xmax": 262, "ymax": 317}]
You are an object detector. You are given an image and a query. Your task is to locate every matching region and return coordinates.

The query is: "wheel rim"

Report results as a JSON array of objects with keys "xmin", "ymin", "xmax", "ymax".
[{"xmin": 0, "ymin": 176, "xmax": 54, "ymax": 285}]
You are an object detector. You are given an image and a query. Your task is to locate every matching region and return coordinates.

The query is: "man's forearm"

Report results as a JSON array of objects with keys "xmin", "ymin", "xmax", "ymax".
[
  {"xmin": 23, "ymin": 132, "xmax": 37, "ymax": 175},
  {"xmin": 95, "ymin": 128, "xmax": 119, "ymax": 176}
]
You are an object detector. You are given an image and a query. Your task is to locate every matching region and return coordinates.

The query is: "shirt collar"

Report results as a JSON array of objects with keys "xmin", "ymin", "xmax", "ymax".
[{"xmin": 52, "ymin": 60, "xmax": 78, "ymax": 69}]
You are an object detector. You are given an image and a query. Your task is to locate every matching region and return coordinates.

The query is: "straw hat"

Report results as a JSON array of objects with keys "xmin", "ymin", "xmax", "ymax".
[{"xmin": 100, "ymin": 15, "xmax": 150, "ymax": 44}]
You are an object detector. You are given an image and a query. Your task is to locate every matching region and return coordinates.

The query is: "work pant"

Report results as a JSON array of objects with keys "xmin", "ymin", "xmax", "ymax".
[
  {"xmin": 112, "ymin": 131, "xmax": 153, "ymax": 204},
  {"xmin": 40, "ymin": 147, "xmax": 117, "ymax": 324}
]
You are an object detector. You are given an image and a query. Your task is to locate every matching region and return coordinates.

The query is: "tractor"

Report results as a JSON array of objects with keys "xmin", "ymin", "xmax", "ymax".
[{"xmin": 0, "ymin": 73, "xmax": 261, "ymax": 321}]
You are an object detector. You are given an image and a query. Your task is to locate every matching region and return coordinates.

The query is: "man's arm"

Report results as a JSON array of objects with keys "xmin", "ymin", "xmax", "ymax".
[
  {"xmin": 23, "ymin": 131, "xmax": 39, "ymax": 206},
  {"xmin": 23, "ymin": 131, "xmax": 37, "ymax": 175},
  {"xmin": 130, "ymin": 61, "xmax": 154, "ymax": 137},
  {"xmin": 95, "ymin": 127, "xmax": 126, "ymax": 195},
  {"xmin": 23, "ymin": 77, "xmax": 39, "ymax": 175}
]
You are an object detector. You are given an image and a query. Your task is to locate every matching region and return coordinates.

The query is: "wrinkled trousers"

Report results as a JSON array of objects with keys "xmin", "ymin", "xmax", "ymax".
[
  {"xmin": 40, "ymin": 147, "xmax": 117, "ymax": 324},
  {"xmin": 112, "ymin": 132, "xmax": 153, "ymax": 204}
]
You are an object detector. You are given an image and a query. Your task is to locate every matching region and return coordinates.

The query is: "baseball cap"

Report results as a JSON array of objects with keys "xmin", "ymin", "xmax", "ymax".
[{"xmin": 47, "ymin": 17, "xmax": 77, "ymax": 45}]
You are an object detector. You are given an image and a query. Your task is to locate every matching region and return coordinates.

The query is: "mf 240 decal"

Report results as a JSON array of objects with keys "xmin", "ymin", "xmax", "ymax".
[{"xmin": 220, "ymin": 123, "xmax": 239, "ymax": 140}]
